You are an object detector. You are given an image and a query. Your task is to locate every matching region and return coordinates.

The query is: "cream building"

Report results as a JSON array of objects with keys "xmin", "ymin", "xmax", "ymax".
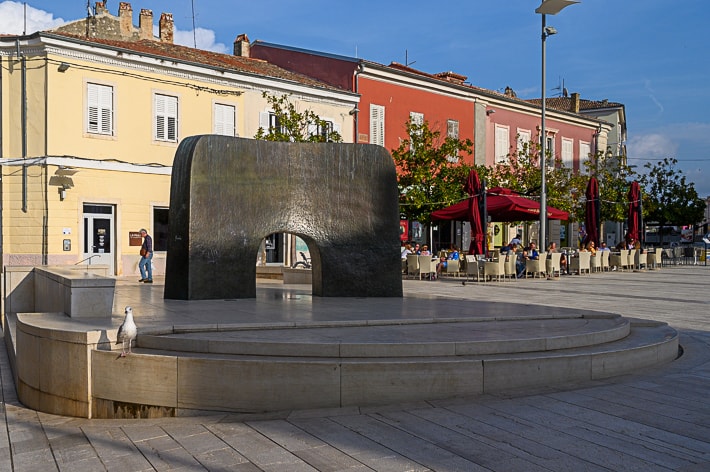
[{"xmin": 0, "ymin": 2, "xmax": 358, "ymax": 277}]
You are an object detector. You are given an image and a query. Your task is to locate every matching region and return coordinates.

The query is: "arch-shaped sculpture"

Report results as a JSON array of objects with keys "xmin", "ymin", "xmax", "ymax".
[{"xmin": 164, "ymin": 136, "xmax": 403, "ymax": 299}]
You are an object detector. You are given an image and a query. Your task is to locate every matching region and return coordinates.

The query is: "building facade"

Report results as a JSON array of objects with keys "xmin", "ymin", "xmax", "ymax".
[{"xmin": 0, "ymin": 3, "xmax": 357, "ymax": 276}]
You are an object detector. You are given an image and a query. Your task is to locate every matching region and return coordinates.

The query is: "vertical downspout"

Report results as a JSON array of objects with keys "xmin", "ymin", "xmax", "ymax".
[
  {"xmin": 42, "ymin": 57, "xmax": 49, "ymax": 264},
  {"xmin": 20, "ymin": 43, "xmax": 27, "ymax": 212}
]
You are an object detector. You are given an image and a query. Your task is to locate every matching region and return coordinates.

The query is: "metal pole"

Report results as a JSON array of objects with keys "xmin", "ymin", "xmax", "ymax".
[{"xmin": 539, "ymin": 13, "xmax": 548, "ymax": 250}]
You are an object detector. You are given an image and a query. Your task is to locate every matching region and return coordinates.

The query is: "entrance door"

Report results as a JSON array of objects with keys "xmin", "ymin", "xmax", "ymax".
[{"xmin": 83, "ymin": 204, "xmax": 115, "ymax": 274}]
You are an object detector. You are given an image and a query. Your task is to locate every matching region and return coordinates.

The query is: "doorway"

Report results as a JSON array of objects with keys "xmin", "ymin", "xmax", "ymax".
[{"xmin": 82, "ymin": 203, "xmax": 115, "ymax": 274}]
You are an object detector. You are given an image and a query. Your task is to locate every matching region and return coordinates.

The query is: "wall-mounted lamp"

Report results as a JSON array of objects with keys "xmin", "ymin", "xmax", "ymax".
[
  {"xmin": 57, "ymin": 62, "xmax": 70, "ymax": 72},
  {"xmin": 349, "ymin": 107, "xmax": 359, "ymax": 116},
  {"xmin": 59, "ymin": 186, "xmax": 67, "ymax": 201},
  {"xmin": 486, "ymin": 109, "xmax": 496, "ymax": 115}
]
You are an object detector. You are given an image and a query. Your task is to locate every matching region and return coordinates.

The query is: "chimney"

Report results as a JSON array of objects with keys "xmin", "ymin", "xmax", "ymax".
[
  {"xmin": 234, "ymin": 34, "xmax": 250, "ymax": 57},
  {"xmin": 434, "ymin": 71, "xmax": 467, "ymax": 85},
  {"xmin": 118, "ymin": 2, "xmax": 133, "ymax": 39},
  {"xmin": 571, "ymin": 92, "xmax": 580, "ymax": 113},
  {"xmin": 139, "ymin": 9, "xmax": 153, "ymax": 40},
  {"xmin": 94, "ymin": 1, "xmax": 108, "ymax": 15},
  {"xmin": 159, "ymin": 13, "xmax": 174, "ymax": 43}
]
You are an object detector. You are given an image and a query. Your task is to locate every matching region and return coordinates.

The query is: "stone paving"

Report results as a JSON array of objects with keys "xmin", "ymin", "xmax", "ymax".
[{"xmin": 2, "ymin": 265, "xmax": 710, "ymax": 471}]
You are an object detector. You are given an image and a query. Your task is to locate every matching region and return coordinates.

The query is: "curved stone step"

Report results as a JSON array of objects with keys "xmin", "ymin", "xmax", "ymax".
[
  {"xmin": 137, "ymin": 314, "xmax": 631, "ymax": 358},
  {"xmin": 89, "ymin": 318, "xmax": 678, "ymax": 415}
]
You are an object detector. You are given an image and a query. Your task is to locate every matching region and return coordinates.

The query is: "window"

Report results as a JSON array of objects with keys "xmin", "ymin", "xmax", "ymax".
[
  {"xmin": 370, "ymin": 104, "xmax": 385, "ymax": 146},
  {"xmin": 315, "ymin": 120, "xmax": 334, "ymax": 141},
  {"xmin": 213, "ymin": 103, "xmax": 236, "ymax": 136},
  {"xmin": 154, "ymin": 93, "xmax": 178, "ymax": 142},
  {"xmin": 447, "ymin": 120, "xmax": 459, "ymax": 139},
  {"xmin": 495, "ymin": 125, "xmax": 510, "ymax": 163},
  {"xmin": 410, "ymin": 112, "xmax": 424, "ymax": 126},
  {"xmin": 517, "ymin": 129, "xmax": 531, "ymax": 153},
  {"xmin": 87, "ymin": 83, "xmax": 113, "ymax": 135},
  {"xmin": 561, "ymin": 137, "xmax": 574, "ymax": 168},
  {"xmin": 153, "ymin": 207, "xmax": 169, "ymax": 252},
  {"xmin": 447, "ymin": 119, "xmax": 460, "ymax": 162},
  {"xmin": 579, "ymin": 141, "xmax": 591, "ymax": 172}
]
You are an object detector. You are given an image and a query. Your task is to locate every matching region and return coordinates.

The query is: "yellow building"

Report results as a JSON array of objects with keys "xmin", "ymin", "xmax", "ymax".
[{"xmin": 0, "ymin": 3, "xmax": 358, "ymax": 276}]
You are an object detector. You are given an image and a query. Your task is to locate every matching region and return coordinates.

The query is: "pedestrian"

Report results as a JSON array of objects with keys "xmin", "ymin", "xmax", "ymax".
[{"xmin": 138, "ymin": 228, "xmax": 153, "ymax": 283}]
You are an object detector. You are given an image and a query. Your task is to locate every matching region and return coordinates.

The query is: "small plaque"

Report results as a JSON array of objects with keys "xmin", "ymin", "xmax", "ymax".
[{"xmin": 129, "ymin": 231, "xmax": 143, "ymax": 246}]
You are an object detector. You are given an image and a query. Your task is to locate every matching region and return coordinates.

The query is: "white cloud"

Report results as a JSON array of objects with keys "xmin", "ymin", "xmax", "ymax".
[
  {"xmin": 627, "ymin": 133, "xmax": 678, "ymax": 161},
  {"xmin": 174, "ymin": 27, "xmax": 228, "ymax": 54},
  {"xmin": 0, "ymin": 1, "xmax": 65, "ymax": 34}
]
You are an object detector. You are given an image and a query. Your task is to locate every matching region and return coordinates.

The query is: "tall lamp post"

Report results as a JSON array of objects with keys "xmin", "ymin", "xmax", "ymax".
[{"xmin": 536, "ymin": 0, "xmax": 578, "ymax": 249}]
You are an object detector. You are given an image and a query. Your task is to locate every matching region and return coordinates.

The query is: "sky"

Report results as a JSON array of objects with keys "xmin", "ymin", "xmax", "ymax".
[{"xmin": 1, "ymin": 0, "xmax": 708, "ymax": 196}]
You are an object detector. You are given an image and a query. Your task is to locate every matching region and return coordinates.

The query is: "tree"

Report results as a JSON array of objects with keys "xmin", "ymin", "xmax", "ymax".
[
  {"xmin": 639, "ymin": 157, "xmax": 705, "ymax": 244},
  {"xmin": 254, "ymin": 92, "xmax": 342, "ymax": 143},
  {"xmin": 581, "ymin": 149, "xmax": 638, "ymax": 223},
  {"xmin": 489, "ymin": 133, "xmax": 583, "ymax": 220},
  {"xmin": 392, "ymin": 118, "xmax": 474, "ymax": 225}
]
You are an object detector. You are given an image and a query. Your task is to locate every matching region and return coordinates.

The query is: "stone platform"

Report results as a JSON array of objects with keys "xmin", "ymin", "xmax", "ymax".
[{"xmin": 5, "ymin": 277, "xmax": 678, "ymax": 419}]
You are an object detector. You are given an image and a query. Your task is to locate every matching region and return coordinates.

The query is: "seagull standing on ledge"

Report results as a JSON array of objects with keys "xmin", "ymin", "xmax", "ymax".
[{"xmin": 117, "ymin": 306, "xmax": 137, "ymax": 357}]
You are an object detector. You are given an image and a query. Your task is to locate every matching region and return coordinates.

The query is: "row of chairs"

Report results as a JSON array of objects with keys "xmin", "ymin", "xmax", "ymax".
[{"xmin": 405, "ymin": 254, "xmax": 462, "ymax": 280}]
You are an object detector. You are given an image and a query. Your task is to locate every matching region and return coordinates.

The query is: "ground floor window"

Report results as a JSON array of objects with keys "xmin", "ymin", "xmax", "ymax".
[{"xmin": 153, "ymin": 207, "xmax": 169, "ymax": 251}]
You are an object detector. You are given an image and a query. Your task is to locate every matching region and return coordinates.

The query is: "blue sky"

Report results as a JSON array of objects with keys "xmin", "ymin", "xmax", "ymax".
[{"xmin": 2, "ymin": 0, "xmax": 708, "ymax": 196}]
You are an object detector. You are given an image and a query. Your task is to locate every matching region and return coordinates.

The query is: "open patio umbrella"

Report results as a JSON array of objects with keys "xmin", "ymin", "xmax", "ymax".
[
  {"xmin": 431, "ymin": 187, "xmax": 568, "ymax": 223},
  {"xmin": 463, "ymin": 169, "xmax": 485, "ymax": 255},
  {"xmin": 583, "ymin": 177, "xmax": 600, "ymax": 248},
  {"xmin": 627, "ymin": 180, "xmax": 643, "ymax": 247}
]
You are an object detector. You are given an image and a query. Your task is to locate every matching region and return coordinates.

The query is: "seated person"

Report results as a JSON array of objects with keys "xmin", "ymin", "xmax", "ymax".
[
  {"xmin": 526, "ymin": 242, "xmax": 539, "ymax": 260},
  {"xmin": 500, "ymin": 242, "xmax": 518, "ymax": 254},
  {"xmin": 587, "ymin": 241, "xmax": 597, "ymax": 255},
  {"xmin": 598, "ymin": 242, "xmax": 610, "ymax": 252},
  {"xmin": 419, "ymin": 245, "xmax": 431, "ymax": 256},
  {"xmin": 401, "ymin": 243, "xmax": 413, "ymax": 260},
  {"xmin": 547, "ymin": 241, "xmax": 567, "ymax": 272}
]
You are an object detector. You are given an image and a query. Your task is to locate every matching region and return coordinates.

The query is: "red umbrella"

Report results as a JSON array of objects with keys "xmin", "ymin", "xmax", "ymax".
[
  {"xmin": 583, "ymin": 177, "xmax": 600, "ymax": 247},
  {"xmin": 627, "ymin": 181, "xmax": 642, "ymax": 244},
  {"xmin": 431, "ymin": 187, "xmax": 568, "ymax": 222},
  {"xmin": 464, "ymin": 170, "xmax": 485, "ymax": 255}
]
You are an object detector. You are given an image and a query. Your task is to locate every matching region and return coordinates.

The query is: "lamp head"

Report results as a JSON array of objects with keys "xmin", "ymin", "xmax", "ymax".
[
  {"xmin": 544, "ymin": 26, "xmax": 558, "ymax": 36},
  {"xmin": 536, "ymin": 0, "xmax": 580, "ymax": 15}
]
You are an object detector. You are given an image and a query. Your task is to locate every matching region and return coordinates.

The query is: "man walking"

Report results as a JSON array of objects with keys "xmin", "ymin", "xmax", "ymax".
[{"xmin": 138, "ymin": 228, "xmax": 153, "ymax": 283}]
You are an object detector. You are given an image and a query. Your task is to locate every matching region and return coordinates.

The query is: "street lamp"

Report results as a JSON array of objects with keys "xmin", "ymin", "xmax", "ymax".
[{"xmin": 536, "ymin": 0, "xmax": 578, "ymax": 249}]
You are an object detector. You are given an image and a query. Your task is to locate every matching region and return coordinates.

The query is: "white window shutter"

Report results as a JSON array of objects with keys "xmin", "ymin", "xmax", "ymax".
[
  {"xmin": 370, "ymin": 104, "xmax": 385, "ymax": 146},
  {"xmin": 87, "ymin": 83, "xmax": 113, "ymax": 135},
  {"xmin": 214, "ymin": 103, "xmax": 235, "ymax": 136}
]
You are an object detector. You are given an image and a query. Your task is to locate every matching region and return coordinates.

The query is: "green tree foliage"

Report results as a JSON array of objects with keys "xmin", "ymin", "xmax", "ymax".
[
  {"xmin": 488, "ymin": 134, "xmax": 584, "ymax": 220},
  {"xmin": 581, "ymin": 149, "xmax": 638, "ymax": 222},
  {"xmin": 639, "ymin": 157, "xmax": 705, "ymax": 236},
  {"xmin": 254, "ymin": 92, "xmax": 342, "ymax": 143},
  {"xmin": 392, "ymin": 119, "xmax": 474, "ymax": 224}
]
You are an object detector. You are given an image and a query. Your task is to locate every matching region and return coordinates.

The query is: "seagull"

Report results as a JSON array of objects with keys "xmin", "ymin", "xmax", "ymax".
[{"xmin": 116, "ymin": 306, "xmax": 137, "ymax": 357}]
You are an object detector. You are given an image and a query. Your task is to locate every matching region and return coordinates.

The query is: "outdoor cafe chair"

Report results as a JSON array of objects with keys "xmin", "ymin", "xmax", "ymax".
[
  {"xmin": 418, "ymin": 255, "xmax": 436, "ymax": 280},
  {"xmin": 504, "ymin": 253, "xmax": 518, "ymax": 281},
  {"xmin": 627, "ymin": 249, "xmax": 637, "ymax": 271},
  {"xmin": 484, "ymin": 257, "xmax": 506, "ymax": 282},
  {"xmin": 406, "ymin": 254, "xmax": 419, "ymax": 279},
  {"xmin": 647, "ymin": 248, "xmax": 661, "ymax": 270},
  {"xmin": 610, "ymin": 249, "xmax": 628, "ymax": 271},
  {"xmin": 546, "ymin": 252, "xmax": 562, "ymax": 278},
  {"xmin": 570, "ymin": 251, "xmax": 591, "ymax": 275},
  {"xmin": 445, "ymin": 259, "xmax": 460, "ymax": 277},
  {"xmin": 600, "ymin": 250, "xmax": 610, "ymax": 271},
  {"xmin": 525, "ymin": 258, "xmax": 545, "ymax": 278},
  {"xmin": 590, "ymin": 252, "xmax": 601, "ymax": 273},
  {"xmin": 464, "ymin": 255, "xmax": 481, "ymax": 282}
]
